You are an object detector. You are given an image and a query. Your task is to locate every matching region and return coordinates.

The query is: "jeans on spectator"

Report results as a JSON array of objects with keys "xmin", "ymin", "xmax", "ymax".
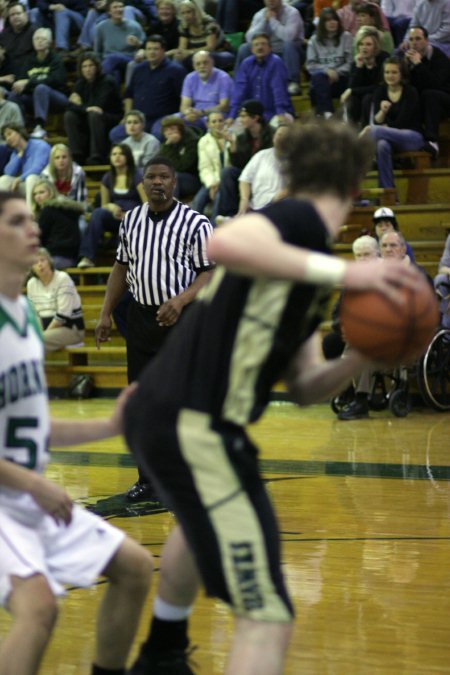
[
  {"xmin": 102, "ymin": 53, "xmax": 133, "ymax": 85},
  {"xmin": 173, "ymin": 172, "xmax": 201, "ymax": 199},
  {"xmin": 386, "ymin": 15, "xmax": 411, "ymax": 46},
  {"xmin": 309, "ymin": 72, "xmax": 348, "ymax": 114},
  {"xmin": 421, "ymin": 89, "xmax": 450, "ymax": 142},
  {"xmin": 215, "ymin": 166, "xmax": 241, "ymax": 218},
  {"xmin": 369, "ymin": 125, "xmax": 424, "ymax": 188},
  {"xmin": 53, "ymin": 8, "xmax": 84, "ymax": 49},
  {"xmin": 191, "ymin": 185, "xmax": 220, "ymax": 221},
  {"xmin": 78, "ymin": 207, "xmax": 121, "ymax": 262},
  {"xmin": 9, "ymin": 85, "xmax": 68, "ymax": 124},
  {"xmin": 235, "ymin": 40, "xmax": 302, "ymax": 82},
  {"xmin": 215, "ymin": 0, "xmax": 263, "ymax": 32}
]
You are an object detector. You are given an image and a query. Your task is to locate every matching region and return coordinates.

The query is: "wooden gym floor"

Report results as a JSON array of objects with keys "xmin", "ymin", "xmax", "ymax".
[{"xmin": 1, "ymin": 399, "xmax": 450, "ymax": 674}]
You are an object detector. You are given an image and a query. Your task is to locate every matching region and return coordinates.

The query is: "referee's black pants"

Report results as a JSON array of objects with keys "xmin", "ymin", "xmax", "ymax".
[{"xmin": 126, "ymin": 298, "xmax": 172, "ymax": 482}]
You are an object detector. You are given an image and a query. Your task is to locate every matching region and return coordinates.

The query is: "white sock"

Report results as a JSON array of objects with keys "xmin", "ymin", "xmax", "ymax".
[{"xmin": 153, "ymin": 596, "xmax": 192, "ymax": 621}]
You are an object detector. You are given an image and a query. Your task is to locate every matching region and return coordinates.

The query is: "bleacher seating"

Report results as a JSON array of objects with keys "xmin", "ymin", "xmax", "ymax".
[{"xmin": 40, "ymin": 80, "xmax": 450, "ymax": 396}]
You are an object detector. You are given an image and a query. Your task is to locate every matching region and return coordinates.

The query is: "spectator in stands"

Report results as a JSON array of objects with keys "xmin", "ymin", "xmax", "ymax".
[
  {"xmin": 235, "ymin": 0, "xmax": 305, "ymax": 95},
  {"xmin": 64, "ymin": 51, "xmax": 123, "ymax": 165},
  {"xmin": 372, "ymin": 205, "xmax": 415, "ymax": 261},
  {"xmin": 401, "ymin": 0, "xmax": 450, "ymax": 57},
  {"xmin": 31, "ymin": 0, "xmax": 87, "ymax": 55},
  {"xmin": 124, "ymin": 0, "xmax": 180, "ymax": 86},
  {"xmin": 94, "ymin": 155, "xmax": 213, "ymax": 501},
  {"xmin": 40, "ymin": 143, "xmax": 87, "ymax": 206},
  {"xmin": 179, "ymin": 50, "xmax": 233, "ymax": 130},
  {"xmin": 381, "ymin": 0, "xmax": 416, "ymax": 46},
  {"xmin": 215, "ymin": 0, "xmax": 263, "ymax": 33},
  {"xmin": 215, "ymin": 98, "xmax": 273, "ymax": 222},
  {"xmin": 159, "ymin": 115, "xmax": 201, "ymax": 199},
  {"xmin": 27, "ymin": 247, "xmax": 85, "ymax": 351},
  {"xmin": 306, "ymin": 8, "xmax": 353, "ymax": 118},
  {"xmin": 76, "ymin": 0, "xmax": 149, "ymax": 52},
  {"xmin": 78, "ymin": 143, "xmax": 146, "ymax": 268},
  {"xmin": 0, "ymin": 122, "xmax": 50, "ymax": 207},
  {"xmin": 337, "ymin": 229, "xmax": 412, "ymax": 420},
  {"xmin": 8, "ymin": 27, "xmax": 68, "ymax": 140},
  {"xmin": 148, "ymin": 0, "xmax": 180, "ymax": 53},
  {"xmin": 360, "ymin": 56, "xmax": 424, "ymax": 193},
  {"xmin": 338, "ymin": 0, "xmax": 391, "ymax": 37},
  {"xmin": 229, "ymin": 32, "xmax": 295, "ymax": 125},
  {"xmin": 169, "ymin": 0, "xmax": 234, "ymax": 71},
  {"xmin": 434, "ymin": 233, "xmax": 450, "ymax": 329},
  {"xmin": 0, "ymin": 45, "xmax": 16, "ymax": 94},
  {"xmin": 340, "ymin": 26, "xmax": 389, "ymax": 126},
  {"xmin": 0, "ymin": 2, "xmax": 36, "ymax": 79},
  {"xmin": 354, "ymin": 3, "xmax": 394, "ymax": 54},
  {"xmin": 31, "ymin": 179, "xmax": 83, "ymax": 269},
  {"xmin": 111, "ymin": 35, "xmax": 186, "ymax": 143},
  {"xmin": 237, "ymin": 122, "xmax": 290, "ymax": 214},
  {"xmin": 0, "ymin": 86, "xmax": 24, "ymax": 173},
  {"xmin": 401, "ymin": 25, "xmax": 450, "ymax": 160},
  {"xmin": 191, "ymin": 110, "xmax": 231, "ymax": 216},
  {"xmin": 123, "ymin": 109, "xmax": 161, "ymax": 167},
  {"xmin": 94, "ymin": 0, "xmax": 146, "ymax": 84}
]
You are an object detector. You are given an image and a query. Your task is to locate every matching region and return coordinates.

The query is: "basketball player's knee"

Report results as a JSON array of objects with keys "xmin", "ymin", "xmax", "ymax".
[{"xmin": 116, "ymin": 543, "xmax": 153, "ymax": 593}]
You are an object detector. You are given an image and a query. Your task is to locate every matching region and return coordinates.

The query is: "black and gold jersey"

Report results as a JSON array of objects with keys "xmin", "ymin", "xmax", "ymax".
[{"xmin": 137, "ymin": 199, "xmax": 334, "ymax": 426}]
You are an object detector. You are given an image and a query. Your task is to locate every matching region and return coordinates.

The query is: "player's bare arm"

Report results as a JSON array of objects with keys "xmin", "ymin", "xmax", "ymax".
[
  {"xmin": 209, "ymin": 214, "xmax": 423, "ymax": 304},
  {"xmin": 50, "ymin": 383, "xmax": 137, "ymax": 445},
  {"xmin": 284, "ymin": 333, "xmax": 368, "ymax": 405}
]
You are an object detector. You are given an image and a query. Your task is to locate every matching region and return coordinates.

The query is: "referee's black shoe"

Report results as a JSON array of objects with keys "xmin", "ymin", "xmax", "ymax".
[
  {"xmin": 127, "ymin": 647, "xmax": 197, "ymax": 674},
  {"xmin": 125, "ymin": 480, "xmax": 158, "ymax": 502}
]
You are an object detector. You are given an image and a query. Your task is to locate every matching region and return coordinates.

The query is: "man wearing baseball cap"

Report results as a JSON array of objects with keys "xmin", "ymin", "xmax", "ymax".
[{"xmin": 372, "ymin": 206, "xmax": 415, "ymax": 261}]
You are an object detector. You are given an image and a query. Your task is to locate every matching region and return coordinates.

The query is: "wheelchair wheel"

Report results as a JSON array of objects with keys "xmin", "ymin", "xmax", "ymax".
[
  {"xmin": 389, "ymin": 388, "xmax": 411, "ymax": 417},
  {"xmin": 418, "ymin": 329, "xmax": 450, "ymax": 411}
]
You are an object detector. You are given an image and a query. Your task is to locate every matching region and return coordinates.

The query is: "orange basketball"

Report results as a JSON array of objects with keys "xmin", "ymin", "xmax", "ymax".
[{"xmin": 339, "ymin": 277, "xmax": 439, "ymax": 365}]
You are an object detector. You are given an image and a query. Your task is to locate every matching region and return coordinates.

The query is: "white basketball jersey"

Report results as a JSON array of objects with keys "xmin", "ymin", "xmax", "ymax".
[{"xmin": 0, "ymin": 295, "xmax": 50, "ymax": 474}]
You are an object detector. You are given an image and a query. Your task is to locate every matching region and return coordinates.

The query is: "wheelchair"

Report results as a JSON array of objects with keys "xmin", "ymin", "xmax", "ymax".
[{"xmin": 331, "ymin": 327, "xmax": 450, "ymax": 417}]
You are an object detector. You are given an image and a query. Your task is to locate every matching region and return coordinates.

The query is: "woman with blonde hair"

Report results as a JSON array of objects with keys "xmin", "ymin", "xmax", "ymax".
[
  {"xmin": 31, "ymin": 179, "xmax": 84, "ymax": 269},
  {"xmin": 171, "ymin": 0, "xmax": 234, "ymax": 70},
  {"xmin": 340, "ymin": 25, "xmax": 389, "ymax": 125},
  {"xmin": 41, "ymin": 143, "xmax": 87, "ymax": 206}
]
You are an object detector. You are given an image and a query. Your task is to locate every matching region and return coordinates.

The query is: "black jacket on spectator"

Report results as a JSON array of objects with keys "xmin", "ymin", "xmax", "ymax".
[
  {"xmin": 406, "ymin": 45, "xmax": 450, "ymax": 94},
  {"xmin": 230, "ymin": 125, "xmax": 273, "ymax": 170},
  {"xmin": 68, "ymin": 73, "xmax": 123, "ymax": 116},
  {"xmin": 38, "ymin": 198, "xmax": 83, "ymax": 261},
  {"xmin": 18, "ymin": 50, "xmax": 68, "ymax": 95},
  {"xmin": 147, "ymin": 17, "xmax": 180, "ymax": 52},
  {"xmin": 0, "ymin": 22, "xmax": 36, "ymax": 78},
  {"xmin": 372, "ymin": 83, "xmax": 423, "ymax": 133},
  {"xmin": 348, "ymin": 51, "xmax": 389, "ymax": 99}
]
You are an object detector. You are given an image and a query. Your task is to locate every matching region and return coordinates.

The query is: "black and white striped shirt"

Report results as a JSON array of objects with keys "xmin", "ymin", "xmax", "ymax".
[{"xmin": 116, "ymin": 200, "xmax": 214, "ymax": 306}]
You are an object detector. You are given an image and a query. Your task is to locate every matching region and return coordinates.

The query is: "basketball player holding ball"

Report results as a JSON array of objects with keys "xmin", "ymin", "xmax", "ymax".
[{"xmin": 124, "ymin": 121, "xmax": 424, "ymax": 675}]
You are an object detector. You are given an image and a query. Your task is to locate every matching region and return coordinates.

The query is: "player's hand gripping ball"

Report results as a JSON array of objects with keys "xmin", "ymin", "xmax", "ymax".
[{"xmin": 339, "ymin": 276, "xmax": 439, "ymax": 365}]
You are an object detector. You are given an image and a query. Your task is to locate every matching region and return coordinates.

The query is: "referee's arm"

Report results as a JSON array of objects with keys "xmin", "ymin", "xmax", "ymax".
[
  {"xmin": 95, "ymin": 262, "xmax": 128, "ymax": 347},
  {"xmin": 156, "ymin": 269, "xmax": 213, "ymax": 327}
]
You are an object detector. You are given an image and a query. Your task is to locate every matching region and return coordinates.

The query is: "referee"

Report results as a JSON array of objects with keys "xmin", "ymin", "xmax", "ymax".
[{"xmin": 95, "ymin": 156, "xmax": 214, "ymax": 502}]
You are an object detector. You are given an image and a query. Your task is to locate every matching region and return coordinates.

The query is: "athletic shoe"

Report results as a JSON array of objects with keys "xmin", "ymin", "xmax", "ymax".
[
  {"xmin": 337, "ymin": 399, "xmax": 369, "ymax": 421},
  {"xmin": 125, "ymin": 480, "xmax": 159, "ymax": 502},
  {"xmin": 30, "ymin": 124, "xmax": 47, "ymax": 139},
  {"xmin": 423, "ymin": 141, "xmax": 439, "ymax": 160},
  {"xmin": 128, "ymin": 647, "xmax": 197, "ymax": 674},
  {"xmin": 77, "ymin": 257, "xmax": 95, "ymax": 268}
]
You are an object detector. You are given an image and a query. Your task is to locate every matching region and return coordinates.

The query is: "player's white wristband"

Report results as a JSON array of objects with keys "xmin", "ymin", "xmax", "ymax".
[{"xmin": 304, "ymin": 253, "xmax": 347, "ymax": 286}]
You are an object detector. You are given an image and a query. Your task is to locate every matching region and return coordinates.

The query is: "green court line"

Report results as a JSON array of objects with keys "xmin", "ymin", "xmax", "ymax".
[{"xmin": 50, "ymin": 451, "xmax": 450, "ymax": 482}]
